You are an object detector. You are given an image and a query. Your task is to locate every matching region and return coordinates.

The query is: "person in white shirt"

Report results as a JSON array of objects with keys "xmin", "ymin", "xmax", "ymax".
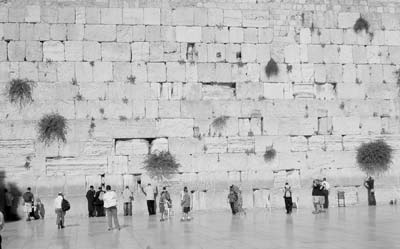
[
  {"xmin": 54, "ymin": 192, "xmax": 65, "ymax": 229},
  {"xmin": 141, "ymin": 183, "xmax": 157, "ymax": 215},
  {"xmin": 122, "ymin": 186, "xmax": 134, "ymax": 216},
  {"xmin": 103, "ymin": 185, "xmax": 120, "ymax": 231},
  {"xmin": 0, "ymin": 210, "xmax": 4, "ymax": 249},
  {"xmin": 322, "ymin": 178, "xmax": 330, "ymax": 209}
]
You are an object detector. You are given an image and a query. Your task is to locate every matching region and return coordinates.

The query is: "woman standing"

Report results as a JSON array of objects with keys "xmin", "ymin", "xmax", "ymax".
[{"xmin": 54, "ymin": 192, "xmax": 65, "ymax": 229}]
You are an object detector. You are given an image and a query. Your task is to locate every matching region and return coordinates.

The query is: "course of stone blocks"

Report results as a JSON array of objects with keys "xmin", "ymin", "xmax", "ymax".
[{"xmin": 0, "ymin": 0, "xmax": 400, "ymax": 215}]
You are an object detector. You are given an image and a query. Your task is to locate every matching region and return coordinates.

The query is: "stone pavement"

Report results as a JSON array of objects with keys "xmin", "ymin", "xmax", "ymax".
[{"xmin": 2, "ymin": 206, "xmax": 400, "ymax": 249}]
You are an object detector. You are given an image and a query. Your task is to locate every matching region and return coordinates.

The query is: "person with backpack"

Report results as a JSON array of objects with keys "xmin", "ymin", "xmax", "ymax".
[
  {"xmin": 94, "ymin": 187, "xmax": 105, "ymax": 217},
  {"xmin": 22, "ymin": 187, "xmax": 34, "ymax": 221},
  {"xmin": 54, "ymin": 192, "xmax": 70, "ymax": 229},
  {"xmin": 283, "ymin": 182, "xmax": 293, "ymax": 214}
]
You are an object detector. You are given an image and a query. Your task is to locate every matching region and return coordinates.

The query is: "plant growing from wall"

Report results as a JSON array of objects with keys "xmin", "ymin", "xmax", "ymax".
[
  {"xmin": 353, "ymin": 17, "xmax": 369, "ymax": 33},
  {"xmin": 126, "ymin": 75, "xmax": 136, "ymax": 84},
  {"xmin": 265, "ymin": 58, "xmax": 279, "ymax": 78},
  {"xmin": 37, "ymin": 113, "xmax": 68, "ymax": 145},
  {"xmin": 264, "ymin": 146, "xmax": 277, "ymax": 162},
  {"xmin": 356, "ymin": 140, "xmax": 393, "ymax": 175},
  {"xmin": 394, "ymin": 69, "xmax": 400, "ymax": 87},
  {"xmin": 143, "ymin": 151, "xmax": 180, "ymax": 181},
  {"xmin": 6, "ymin": 78, "xmax": 36, "ymax": 108},
  {"xmin": 211, "ymin": 116, "xmax": 229, "ymax": 131}
]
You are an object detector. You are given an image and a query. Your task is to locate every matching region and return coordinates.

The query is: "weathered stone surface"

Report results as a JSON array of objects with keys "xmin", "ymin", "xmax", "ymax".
[{"xmin": 45, "ymin": 157, "xmax": 108, "ymax": 176}]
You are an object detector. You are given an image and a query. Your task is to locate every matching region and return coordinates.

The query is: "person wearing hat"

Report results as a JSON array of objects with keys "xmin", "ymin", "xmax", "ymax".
[{"xmin": 54, "ymin": 192, "xmax": 65, "ymax": 229}]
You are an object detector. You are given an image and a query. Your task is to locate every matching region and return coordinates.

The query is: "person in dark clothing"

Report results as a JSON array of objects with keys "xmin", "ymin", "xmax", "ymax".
[
  {"xmin": 364, "ymin": 176, "xmax": 376, "ymax": 206},
  {"xmin": 283, "ymin": 182, "xmax": 293, "ymax": 214},
  {"xmin": 321, "ymin": 178, "xmax": 330, "ymax": 209},
  {"xmin": 312, "ymin": 179, "xmax": 325, "ymax": 214},
  {"xmin": 22, "ymin": 187, "xmax": 34, "ymax": 221},
  {"xmin": 227, "ymin": 186, "xmax": 238, "ymax": 215},
  {"xmin": 94, "ymin": 187, "xmax": 105, "ymax": 217},
  {"xmin": 86, "ymin": 186, "xmax": 96, "ymax": 217}
]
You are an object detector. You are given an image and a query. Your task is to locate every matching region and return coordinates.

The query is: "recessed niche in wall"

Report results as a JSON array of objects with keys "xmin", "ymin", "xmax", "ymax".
[
  {"xmin": 114, "ymin": 137, "xmax": 169, "ymax": 156},
  {"xmin": 202, "ymin": 82, "xmax": 236, "ymax": 100},
  {"xmin": 186, "ymin": 43, "xmax": 197, "ymax": 61}
]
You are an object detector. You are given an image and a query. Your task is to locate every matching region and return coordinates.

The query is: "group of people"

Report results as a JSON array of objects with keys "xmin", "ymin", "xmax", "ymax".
[{"xmin": 22, "ymin": 187, "xmax": 45, "ymax": 221}]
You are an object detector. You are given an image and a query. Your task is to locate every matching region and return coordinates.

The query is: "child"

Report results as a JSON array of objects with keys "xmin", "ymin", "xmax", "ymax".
[
  {"xmin": 159, "ymin": 190, "xmax": 168, "ymax": 221},
  {"xmin": 180, "ymin": 186, "xmax": 191, "ymax": 221},
  {"xmin": 35, "ymin": 198, "xmax": 45, "ymax": 219}
]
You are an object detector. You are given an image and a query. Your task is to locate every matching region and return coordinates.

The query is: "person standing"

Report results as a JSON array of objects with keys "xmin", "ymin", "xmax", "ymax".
[
  {"xmin": 54, "ymin": 192, "xmax": 65, "ymax": 229},
  {"xmin": 22, "ymin": 187, "xmax": 34, "ymax": 221},
  {"xmin": 312, "ymin": 179, "xmax": 325, "ymax": 214},
  {"xmin": 4, "ymin": 189, "xmax": 13, "ymax": 221},
  {"xmin": 227, "ymin": 186, "xmax": 238, "ymax": 215},
  {"xmin": 0, "ymin": 210, "xmax": 4, "ymax": 249},
  {"xmin": 180, "ymin": 186, "xmax": 192, "ymax": 221},
  {"xmin": 94, "ymin": 187, "xmax": 105, "ymax": 217},
  {"xmin": 122, "ymin": 186, "xmax": 134, "ymax": 216},
  {"xmin": 103, "ymin": 185, "xmax": 120, "ymax": 231},
  {"xmin": 283, "ymin": 182, "xmax": 293, "ymax": 214},
  {"xmin": 86, "ymin": 186, "xmax": 96, "ymax": 217},
  {"xmin": 364, "ymin": 176, "xmax": 376, "ymax": 206},
  {"xmin": 321, "ymin": 178, "xmax": 330, "ymax": 209},
  {"xmin": 142, "ymin": 183, "xmax": 156, "ymax": 215}
]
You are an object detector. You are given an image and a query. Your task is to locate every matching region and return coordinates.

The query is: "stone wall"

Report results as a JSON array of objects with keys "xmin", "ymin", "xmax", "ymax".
[{"xmin": 1, "ymin": 0, "xmax": 400, "ymax": 216}]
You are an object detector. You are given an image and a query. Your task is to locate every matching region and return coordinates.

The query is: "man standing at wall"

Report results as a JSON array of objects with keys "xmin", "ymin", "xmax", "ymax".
[
  {"xmin": 322, "ymin": 178, "xmax": 330, "ymax": 209},
  {"xmin": 103, "ymin": 185, "xmax": 120, "ymax": 231},
  {"xmin": 122, "ymin": 186, "xmax": 134, "ymax": 216},
  {"xmin": 142, "ymin": 183, "xmax": 157, "ymax": 215},
  {"xmin": 86, "ymin": 186, "xmax": 96, "ymax": 217},
  {"xmin": 22, "ymin": 187, "xmax": 34, "ymax": 221}
]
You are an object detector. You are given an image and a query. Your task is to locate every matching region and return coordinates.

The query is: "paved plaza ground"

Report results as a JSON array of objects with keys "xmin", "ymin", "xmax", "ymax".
[{"xmin": 2, "ymin": 205, "xmax": 399, "ymax": 249}]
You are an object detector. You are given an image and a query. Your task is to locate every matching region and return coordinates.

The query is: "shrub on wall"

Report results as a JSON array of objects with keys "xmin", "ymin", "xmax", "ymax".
[
  {"xmin": 211, "ymin": 116, "xmax": 229, "ymax": 131},
  {"xmin": 38, "ymin": 113, "xmax": 68, "ymax": 145},
  {"xmin": 143, "ymin": 151, "xmax": 180, "ymax": 181},
  {"xmin": 6, "ymin": 78, "xmax": 36, "ymax": 108},
  {"xmin": 265, "ymin": 58, "xmax": 279, "ymax": 78},
  {"xmin": 356, "ymin": 140, "xmax": 393, "ymax": 175},
  {"xmin": 264, "ymin": 146, "xmax": 276, "ymax": 162},
  {"xmin": 353, "ymin": 17, "xmax": 369, "ymax": 33}
]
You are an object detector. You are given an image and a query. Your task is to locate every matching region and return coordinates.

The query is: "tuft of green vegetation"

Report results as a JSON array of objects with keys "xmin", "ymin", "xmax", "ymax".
[
  {"xmin": 6, "ymin": 78, "xmax": 36, "ymax": 108},
  {"xmin": 143, "ymin": 151, "xmax": 180, "ymax": 181},
  {"xmin": 353, "ymin": 17, "xmax": 369, "ymax": 33},
  {"xmin": 264, "ymin": 146, "xmax": 276, "ymax": 162},
  {"xmin": 126, "ymin": 75, "xmax": 136, "ymax": 84},
  {"xmin": 74, "ymin": 92, "xmax": 84, "ymax": 101},
  {"xmin": 394, "ymin": 69, "xmax": 400, "ymax": 87},
  {"xmin": 119, "ymin": 115, "xmax": 128, "ymax": 121},
  {"xmin": 71, "ymin": 77, "xmax": 78, "ymax": 86},
  {"xmin": 122, "ymin": 97, "xmax": 128, "ymax": 104},
  {"xmin": 356, "ymin": 140, "xmax": 393, "ymax": 175},
  {"xmin": 37, "ymin": 113, "xmax": 68, "ymax": 145},
  {"xmin": 265, "ymin": 58, "xmax": 279, "ymax": 78},
  {"xmin": 211, "ymin": 116, "xmax": 229, "ymax": 131}
]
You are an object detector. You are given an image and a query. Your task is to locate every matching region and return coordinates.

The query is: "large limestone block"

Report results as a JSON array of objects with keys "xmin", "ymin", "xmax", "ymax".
[
  {"xmin": 210, "ymin": 116, "xmax": 238, "ymax": 137},
  {"xmin": 339, "ymin": 45, "xmax": 353, "ymax": 63},
  {"xmin": 215, "ymin": 153, "xmax": 248, "ymax": 172},
  {"xmin": 182, "ymin": 83, "xmax": 202, "ymax": 100},
  {"xmin": 147, "ymin": 62, "xmax": 166, "ymax": 82},
  {"xmin": 332, "ymin": 117, "xmax": 361, "ymax": 135},
  {"xmin": 215, "ymin": 27, "xmax": 229, "ymax": 43},
  {"xmin": 83, "ymin": 41, "xmax": 101, "ymax": 61},
  {"xmin": 194, "ymin": 8, "xmax": 207, "ymax": 26},
  {"xmin": 3, "ymin": 23, "xmax": 19, "ymax": 41},
  {"xmin": 229, "ymin": 27, "xmax": 244, "ymax": 43},
  {"xmin": 242, "ymin": 10, "xmax": 269, "ymax": 28},
  {"xmin": 108, "ymin": 119, "xmax": 158, "ymax": 139},
  {"xmin": 208, "ymin": 8, "xmax": 223, "ymax": 26},
  {"xmin": 0, "ymin": 140, "xmax": 35, "ymax": 158},
  {"xmin": 241, "ymin": 43, "xmax": 257, "ymax": 62},
  {"xmin": 176, "ymin": 26, "xmax": 201, "ymax": 42},
  {"xmin": 254, "ymin": 136, "xmax": 291, "ymax": 153},
  {"xmin": 100, "ymin": 8, "xmax": 122, "ymax": 24},
  {"xmin": 8, "ymin": 41, "xmax": 25, "ymax": 61},
  {"xmin": 360, "ymin": 117, "xmax": 381, "ymax": 135},
  {"xmin": 43, "ymin": 41, "xmax": 64, "ymax": 61},
  {"xmin": 276, "ymin": 152, "xmax": 307, "ymax": 171},
  {"xmin": 117, "ymin": 25, "xmax": 133, "ymax": 42},
  {"xmin": 101, "ymin": 42, "xmax": 131, "ymax": 61},
  {"xmin": 172, "ymin": 8, "xmax": 194, "ymax": 26},
  {"xmin": 290, "ymin": 136, "xmax": 308, "ymax": 152},
  {"xmin": 115, "ymin": 139, "xmax": 149, "ymax": 156},
  {"xmin": 0, "ymin": 120, "xmax": 37, "ymax": 140},
  {"xmin": 338, "ymin": 12, "xmax": 360, "ymax": 28},
  {"xmin": 132, "ymin": 61, "xmax": 147, "ymax": 82},
  {"xmin": 64, "ymin": 41, "xmax": 83, "ymax": 61},
  {"xmin": 169, "ymin": 137, "xmax": 204, "ymax": 155},
  {"xmin": 123, "ymin": 8, "xmax": 143, "ymax": 24},
  {"xmin": 278, "ymin": 118, "xmax": 317, "ymax": 136},
  {"xmin": 166, "ymin": 62, "xmax": 185, "ymax": 82},
  {"xmin": 223, "ymin": 9, "xmax": 242, "ymax": 27},
  {"xmin": 50, "ymin": 24, "xmax": 66, "ymax": 40},
  {"xmin": 227, "ymin": 137, "xmax": 255, "ymax": 153},
  {"xmin": 284, "ymin": 44, "xmax": 300, "ymax": 63},
  {"xmin": 108, "ymin": 155, "xmax": 128, "ymax": 174},
  {"xmin": 144, "ymin": 8, "xmax": 160, "ymax": 25},
  {"xmin": 93, "ymin": 62, "xmax": 113, "ymax": 82},
  {"xmin": 150, "ymin": 137, "xmax": 169, "ymax": 153},
  {"xmin": 157, "ymin": 119, "xmax": 194, "ymax": 137},
  {"xmin": 81, "ymin": 138, "xmax": 113, "ymax": 157},
  {"xmin": 204, "ymin": 137, "xmax": 227, "ymax": 154},
  {"xmin": 207, "ymin": 43, "xmax": 225, "ymax": 62},
  {"xmin": 145, "ymin": 100, "xmax": 158, "ymax": 118},
  {"xmin": 45, "ymin": 156, "xmax": 108, "ymax": 176},
  {"xmin": 323, "ymin": 45, "xmax": 340, "ymax": 63},
  {"xmin": 145, "ymin": 26, "xmax": 161, "ymax": 41},
  {"xmin": 158, "ymin": 100, "xmax": 181, "ymax": 118},
  {"xmin": 306, "ymin": 151, "xmax": 356, "ymax": 169},
  {"xmin": 324, "ymin": 135, "xmax": 344, "ymax": 151},
  {"xmin": 385, "ymin": 31, "xmax": 400, "ymax": 46},
  {"xmin": 202, "ymin": 84, "xmax": 235, "ymax": 100},
  {"xmin": 36, "ymin": 176, "xmax": 66, "ymax": 198},
  {"xmin": 84, "ymin": 25, "xmax": 116, "ymax": 41},
  {"xmin": 180, "ymin": 100, "xmax": 213, "ymax": 119},
  {"xmin": 307, "ymin": 45, "xmax": 323, "ymax": 63},
  {"xmin": 26, "ymin": 41, "xmax": 43, "ymax": 61}
]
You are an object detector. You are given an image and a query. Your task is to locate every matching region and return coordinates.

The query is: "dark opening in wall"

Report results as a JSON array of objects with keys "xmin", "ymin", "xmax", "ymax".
[
  {"xmin": 202, "ymin": 82, "xmax": 236, "ymax": 99},
  {"xmin": 236, "ymin": 51, "xmax": 242, "ymax": 60},
  {"xmin": 186, "ymin": 43, "xmax": 197, "ymax": 61}
]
